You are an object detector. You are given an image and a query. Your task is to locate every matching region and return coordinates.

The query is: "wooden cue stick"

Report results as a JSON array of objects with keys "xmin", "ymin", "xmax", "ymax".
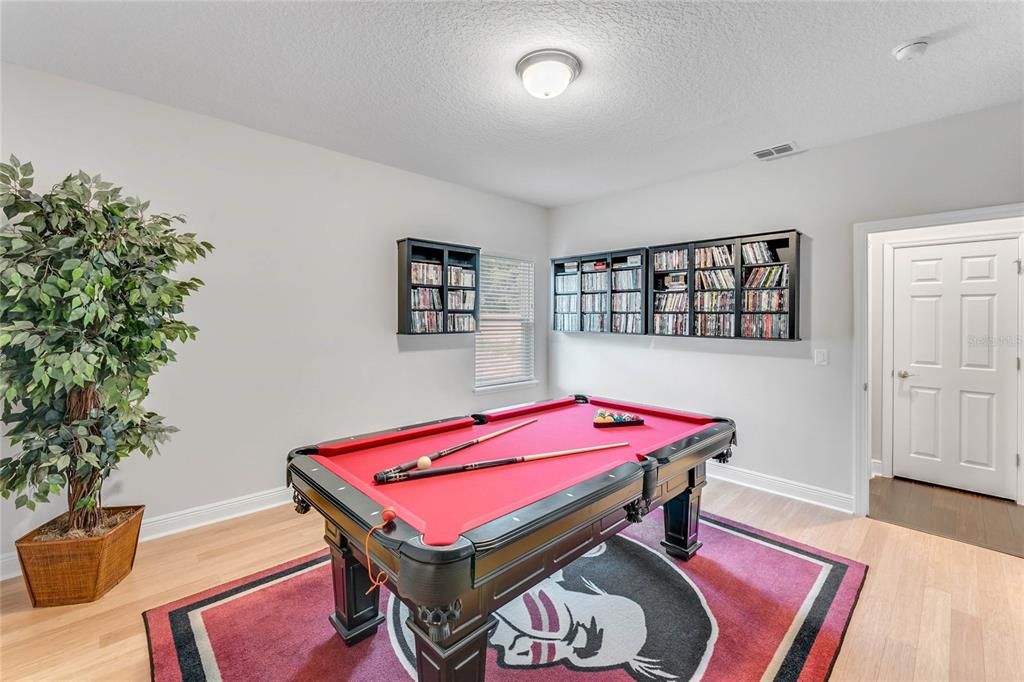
[
  {"xmin": 376, "ymin": 442, "xmax": 630, "ymax": 484},
  {"xmin": 372, "ymin": 418, "xmax": 538, "ymax": 483}
]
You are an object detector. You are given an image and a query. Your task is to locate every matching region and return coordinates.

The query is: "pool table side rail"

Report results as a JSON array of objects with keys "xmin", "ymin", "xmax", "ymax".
[
  {"xmin": 472, "ymin": 394, "xmax": 737, "ymax": 447},
  {"xmin": 286, "ymin": 394, "xmax": 735, "ymax": 552},
  {"xmin": 286, "ymin": 408, "xmax": 735, "ymax": 565}
]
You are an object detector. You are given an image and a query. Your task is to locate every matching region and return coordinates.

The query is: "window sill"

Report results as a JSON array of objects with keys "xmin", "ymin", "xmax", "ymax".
[{"xmin": 473, "ymin": 379, "xmax": 540, "ymax": 395}]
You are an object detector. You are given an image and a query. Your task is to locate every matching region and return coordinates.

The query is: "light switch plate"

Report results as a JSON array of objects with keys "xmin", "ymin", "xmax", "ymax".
[{"xmin": 813, "ymin": 348, "xmax": 829, "ymax": 366}]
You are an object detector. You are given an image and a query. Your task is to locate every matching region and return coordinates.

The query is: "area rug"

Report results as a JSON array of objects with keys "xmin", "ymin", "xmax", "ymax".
[{"xmin": 144, "ymin": 511, "xmax": 866, "ymax": 681}]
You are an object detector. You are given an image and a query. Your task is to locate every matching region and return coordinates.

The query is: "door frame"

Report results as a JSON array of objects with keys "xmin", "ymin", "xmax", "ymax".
[
  {"xmin": 852, "ymin": 203, "xmax": 1024, "ymax": 515},
  {"xmin": 882, "ymin": 232, "xmax": 1021, "ymax": 492}
]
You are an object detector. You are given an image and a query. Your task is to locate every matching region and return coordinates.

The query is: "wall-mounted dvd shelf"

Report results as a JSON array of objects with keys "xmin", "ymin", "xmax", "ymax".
[
  {"xmin": 551, "ymin": 249, "xmax": 647, "ymax": 335},
  {"xmin": 397, "ymin": 238, "xmax": 480, "ymax": 334},
  {"xmin": 555, "ymin": 230, "xmax": 800, "ymax": 341}
]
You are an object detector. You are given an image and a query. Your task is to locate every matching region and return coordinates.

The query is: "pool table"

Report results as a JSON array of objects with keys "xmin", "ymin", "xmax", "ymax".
[{"xmin": 287, "ymin": 395, "xmax": 735, "ymax": 682}]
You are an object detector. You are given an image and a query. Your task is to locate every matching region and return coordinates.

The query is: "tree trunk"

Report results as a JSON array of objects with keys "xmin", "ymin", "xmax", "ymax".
[{"xmin": 65, "ymin": 386, "xmax": 101, "ymax": 532}]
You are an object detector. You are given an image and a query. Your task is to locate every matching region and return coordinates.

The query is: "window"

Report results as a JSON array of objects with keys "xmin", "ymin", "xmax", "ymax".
[{"xmin": 475, "ymin": 255, "xmax": 535, "ymax": 388}]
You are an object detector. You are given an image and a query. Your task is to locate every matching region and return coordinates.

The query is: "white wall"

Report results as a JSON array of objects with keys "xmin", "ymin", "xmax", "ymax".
[
  {"xmin": 549, "ymin": 101, "xmax": 1024, "ymax": 502},
  {"xmin": 0, "ymin": 65, "xmax": 549, "ymax": 560}
]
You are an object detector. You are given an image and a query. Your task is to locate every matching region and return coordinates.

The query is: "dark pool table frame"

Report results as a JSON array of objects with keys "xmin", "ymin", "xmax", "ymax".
[{"xmin": 286, "ymin": 395, "xmax": 735, "ymax": 682}]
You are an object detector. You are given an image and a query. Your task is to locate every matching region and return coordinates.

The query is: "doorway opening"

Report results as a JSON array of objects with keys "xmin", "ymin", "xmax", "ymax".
[{"xmin": 853, "ymin": 206, "xmax": 1024, "ymax": 556}]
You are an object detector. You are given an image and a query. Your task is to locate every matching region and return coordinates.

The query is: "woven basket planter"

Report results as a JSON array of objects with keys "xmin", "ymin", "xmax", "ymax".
[{"xmin": 15, "ymin": 505, "xmax": 145, "ymax": 607}]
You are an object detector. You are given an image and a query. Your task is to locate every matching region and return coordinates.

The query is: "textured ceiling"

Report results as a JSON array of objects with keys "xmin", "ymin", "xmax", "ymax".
[{"xmin": 2, "ymin": 1, "xmax": 1022, "ymax": 207}]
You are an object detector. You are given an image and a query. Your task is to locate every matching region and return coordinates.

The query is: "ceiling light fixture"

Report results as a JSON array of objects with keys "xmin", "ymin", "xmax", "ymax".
[
  {"xmin": 892, "ymin": 39, "xmax": 929, "ymax": 62},
  {"xmin": 515, "ymin": 49, "xmax": 581, "ymax": 99}
]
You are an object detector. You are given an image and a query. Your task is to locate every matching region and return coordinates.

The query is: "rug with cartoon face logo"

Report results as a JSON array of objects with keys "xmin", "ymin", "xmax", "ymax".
[
  {"xmin": 145, "ymin": 511, "xmax": 867, "ymax": 682},
  {"xmin": 389, "ymin": 537, "xmax": 714, "ymax": 681}
]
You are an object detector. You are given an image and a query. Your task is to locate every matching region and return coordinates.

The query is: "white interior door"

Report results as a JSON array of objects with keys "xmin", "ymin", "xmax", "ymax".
[{"xmin": 892, "ymin": 238, "xmax": 1019, "ymax": 499}]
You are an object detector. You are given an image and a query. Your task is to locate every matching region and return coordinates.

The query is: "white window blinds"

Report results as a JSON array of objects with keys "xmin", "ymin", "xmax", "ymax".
[{"xmin": 474, "ymin": 256, "xmax": 535, "ymax": 388}]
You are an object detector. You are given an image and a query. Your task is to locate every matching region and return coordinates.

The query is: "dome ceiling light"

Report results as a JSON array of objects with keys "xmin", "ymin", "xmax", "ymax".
[
  {"xmin": 892, "ymin": 39, "xmax": 929, "ymax": 62},
  {"xmin": 515, "ymin": 49, "xmax": 582, "ymax": 99}
]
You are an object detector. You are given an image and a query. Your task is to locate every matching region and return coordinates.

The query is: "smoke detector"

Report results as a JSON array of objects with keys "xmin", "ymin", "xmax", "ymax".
[
  {"xmin": 892, "ymin": 39, "xmax": 929, "ymax": 62},
  {"xmin": 752, "ymin": 142, "xmax": 798, "ymax": 161}
]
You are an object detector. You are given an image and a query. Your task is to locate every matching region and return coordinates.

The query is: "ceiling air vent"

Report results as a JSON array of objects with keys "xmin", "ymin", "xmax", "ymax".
[{"xmin": 752, "ymin": 142, "xmax": 799, "ymax": 161}]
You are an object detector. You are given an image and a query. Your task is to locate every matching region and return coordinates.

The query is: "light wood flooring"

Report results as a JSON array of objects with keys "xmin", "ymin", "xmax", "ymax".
[
  {"xmin": 2, "ymin": 480, "xmax": 1023, "ymax": 681},
  {"xmin": 870, "ymin": 475, "xmax": 1024, "ymax": 559}
]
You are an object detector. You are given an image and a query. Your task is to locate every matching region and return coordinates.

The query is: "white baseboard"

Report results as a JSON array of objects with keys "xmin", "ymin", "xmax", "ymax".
[
  {"xmin": 707, "ymin": 461, "xmax": 855, "ymax": 514},
  {"xmin": 871, "ymin": 459, "xmax": 884, "ymax": 477},
  {"xmin": 0, "ymin": 486, "xmax": 292, "ymax": 581},
  {"xmin": 2, "ymin": 467, "xmax": 855, "ymax": 580}
]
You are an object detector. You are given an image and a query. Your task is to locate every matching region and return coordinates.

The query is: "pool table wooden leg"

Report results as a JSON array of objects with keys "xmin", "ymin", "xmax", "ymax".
[
  {"xmin": 326, "ymin": 532, "xmax": 385, "ymax": 644},
  {"xmin": 408, "ymin": 615, "xmax": 496, "ymax": 682},
  {"xmin": 661, "ymin": 463, "xmax": 707, "ymax": 560}
]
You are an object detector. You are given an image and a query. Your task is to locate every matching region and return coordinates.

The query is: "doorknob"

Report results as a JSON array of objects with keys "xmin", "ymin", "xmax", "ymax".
[{"xmin": 897, "ymin": 370, "xmax": 916, "ymax": 379}]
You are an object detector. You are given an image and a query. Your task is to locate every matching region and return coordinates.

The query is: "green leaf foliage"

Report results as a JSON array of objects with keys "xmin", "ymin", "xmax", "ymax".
[{"xmin": 0, "ymin": 156, "xmax": 212, "ymax": 528}]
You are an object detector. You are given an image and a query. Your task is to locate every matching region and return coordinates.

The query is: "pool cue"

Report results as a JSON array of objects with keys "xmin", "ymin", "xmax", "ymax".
[
  {"xmin": 376, "ymin": 442, "xmax": 630, "ymax": 484},
  {"xmin": 372, "ymin": 418, "xmax": 538, "ymax": 483}
]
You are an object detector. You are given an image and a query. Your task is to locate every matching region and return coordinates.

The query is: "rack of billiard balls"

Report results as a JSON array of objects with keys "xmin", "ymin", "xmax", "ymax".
[{"xmin": 592, "ymin": 409, "xmax": 645, "ymax": 428}]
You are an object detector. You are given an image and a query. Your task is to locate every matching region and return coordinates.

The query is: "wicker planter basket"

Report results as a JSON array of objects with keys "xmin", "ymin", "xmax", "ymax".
[{"xmin": 15, "ymin": 505, "xmax": 145, "ymax": 607}]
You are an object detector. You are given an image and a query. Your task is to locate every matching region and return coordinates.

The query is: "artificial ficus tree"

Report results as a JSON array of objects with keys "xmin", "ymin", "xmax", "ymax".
[{"xmin": 0, "ymin": 156, "xmax": 212, "ymax": 532}]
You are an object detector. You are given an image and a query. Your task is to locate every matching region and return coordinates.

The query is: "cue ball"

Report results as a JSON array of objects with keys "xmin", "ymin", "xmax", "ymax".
[{"xmin": 416, "ymin": 456, "xmax": 432, "ymax": 470}]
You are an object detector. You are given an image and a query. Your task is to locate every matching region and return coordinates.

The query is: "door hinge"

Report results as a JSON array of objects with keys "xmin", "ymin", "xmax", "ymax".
[
  {"xmin": 1019, "ymin": 357, "xmax": 1022, "ymax": 371},
  {"xmin": 1017, "ymin": 258, "xmax": 1023, "ymax": 275}
]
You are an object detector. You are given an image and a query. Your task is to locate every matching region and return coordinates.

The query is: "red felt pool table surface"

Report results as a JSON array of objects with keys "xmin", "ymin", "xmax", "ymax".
[{"xmin": 311, "ymin": 397, "xmax": 715, "ymax": 546}]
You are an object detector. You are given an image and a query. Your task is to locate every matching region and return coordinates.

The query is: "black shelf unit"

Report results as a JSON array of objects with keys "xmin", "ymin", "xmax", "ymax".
[
  {"xmin": 553, "ymin": 229, "xmax": 801, "ymax": 341},
  {"xmin": 551, "ymin": 249, "xmax": 647, "ymax": 335},
  {"xmin": 738, "ymin": 230, "xmax": 800, "ymax": 340},
  {"xmin": 552, "ymin": 256, "xmax": 582, "ymax": 332},
  {"xmin": 580, "ymin": 253, "xmax": 611, "ymax": 333},
  {"xmin": 647, "ymin": 229, "xmax": 800, "ymax": 340},
  {"xmin": 691, "ymin": 237, "xmax": 739, "ymax": 338},
  {"xmin": 609, "ymin": 248, "xmax": 647, "ymax": 334},
  {"xmin": 648, "ymin": 242, "xmax": 692, "ymax": 337},
  {"xmin": 397, "ymin": 238, "xmax": 480, "ymax": 335}
]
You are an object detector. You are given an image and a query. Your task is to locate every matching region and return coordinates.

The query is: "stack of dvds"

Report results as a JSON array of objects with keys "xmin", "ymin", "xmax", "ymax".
[
  {"xmin": 582, "ymin": 271, "xmax": 609, "ymax": 291},
  {"xmin": 653, "ymin": 314, "xmax": 688, "ymax": 335},
  {"xmin": 555, "ymin": 296, "xmax": 579, "ymax": 313},
  {"xmin": 695, "ymin": 313, "xmax": 734, "ymax": 337},
  {"xmin": 653, "ymin": 248, "xmax": 687, "ymax": 271},
  {"xmin": 694, "ymin": 245, "xmax": 733, "ymax": 268},
  {"xmin": 448, "ymin": 266, "xmax": 475, "ymax": 287},
  {"xmin": 741, "ymin": 241, "xmax": 776, "ymax": 264},
  {"xmin": 696, "ymin": 269, "xmax": 735, "ymax": 289},
  {"xmin": 661, "ymin": 273, "xmax": 687, "ymax": 290},
  {"xmin": 741, "ymin": 314, "xmax": 788, "ymax": 338},
  {"xmin": 612, "ymin": 313, "xmax": 642, "ymax": 333},
  {"xmin": 743, "ymin": 264, "xmax": 789, "ymax": 288},
  {"xmin": 611, "ymin": 269, "xmax": 642, "ymax": 289},
  {"xmin": 611, "ymin": 291, "xmax": 642, "ymax": 312},
  {"xmin": 654, "ymin": 292, "xmax": 688, "ymax": 312},
  {"xmin": 555, "ymin": 274, "xmax": 580, "ymax": 293},
  {"xmin": 743, "ymin": 290, "xmax": 788, "ymax": 312},
  {"xmin": 582, "ymin": 293, "xmax": 608, "ymax": 313},
  {"xmin": 582, "ymin": 313, "xmax": 607, "ymax": 332},
  {"xmin": 694, "ymin": 291, "xmax": 735, "ymax": 312},
  {"xmin": 411, "ymin": 287, "xmax": 442, "ymax": 310},
  {"xmin": 554, "ymin": 313, "xmax": 579, "ymax": 331},
  {"xmin": 411, "ymin": 311, "xmax": 442, "ymax": 333},
  {"xmin": 411, "ymin": 262, "xmax": 442, "ymax": 286},
  {"xmin": 447, "ymin": 289, "xmax": 475, "ymax": 311},
  {"xmin": 447, "ymin": 314, "xmax": 476, "ymax": 332}
]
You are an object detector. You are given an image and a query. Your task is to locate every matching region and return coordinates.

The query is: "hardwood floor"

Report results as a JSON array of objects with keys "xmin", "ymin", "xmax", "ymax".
[
  {"xmin": 870, "ymin": 475, "xmax": 1024, "ymax": 559},
  {"xmin": 1, "ymin": 480, "xmax": 1022, "ymax": 681}
]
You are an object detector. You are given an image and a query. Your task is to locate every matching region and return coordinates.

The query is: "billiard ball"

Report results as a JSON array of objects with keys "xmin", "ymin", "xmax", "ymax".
[{"xmin": 416, "ymin": 456, "xmax": 432, "ymax": 470}]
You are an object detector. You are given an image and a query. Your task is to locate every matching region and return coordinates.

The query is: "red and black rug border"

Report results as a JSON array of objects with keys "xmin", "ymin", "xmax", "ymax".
[{"xmin": 144, "ymin": 512, "xmax": 867, "ymax": 682}]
